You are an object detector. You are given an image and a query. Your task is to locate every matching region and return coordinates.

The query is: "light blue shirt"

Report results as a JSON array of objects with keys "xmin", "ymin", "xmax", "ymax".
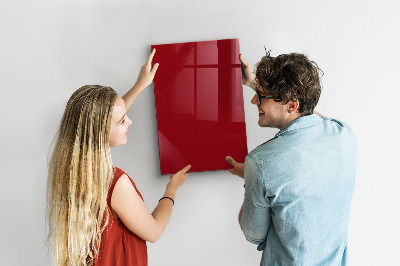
[{"xmin": 240, "ymin": 114, "xmax": 357, "ymax": 266}]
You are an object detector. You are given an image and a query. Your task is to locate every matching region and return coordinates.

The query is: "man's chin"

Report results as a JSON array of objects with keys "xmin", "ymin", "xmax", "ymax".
[
  {"xmin": 258, "ymin": 117, "xmax": 267, "ymax": 127},
  {"xmin": 258, "ymin": 121, "xmax": 267, "ymax": 127}
]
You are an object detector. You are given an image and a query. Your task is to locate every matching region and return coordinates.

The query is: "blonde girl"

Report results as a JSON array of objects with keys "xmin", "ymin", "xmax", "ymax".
[{"xmin": 47, "ymin": 49, "xmax": 191, "ymax": 266}]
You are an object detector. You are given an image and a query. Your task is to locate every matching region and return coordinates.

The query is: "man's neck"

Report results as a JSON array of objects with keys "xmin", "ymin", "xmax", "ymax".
[{"xmin": 279, "ymin": 113, "xmax": 303, "ymax": 130}]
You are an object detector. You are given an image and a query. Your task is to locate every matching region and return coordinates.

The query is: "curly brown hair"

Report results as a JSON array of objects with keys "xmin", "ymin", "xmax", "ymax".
[{"xmin": 255, "ymin": 51, "xmax": 322, "ymax": 115}]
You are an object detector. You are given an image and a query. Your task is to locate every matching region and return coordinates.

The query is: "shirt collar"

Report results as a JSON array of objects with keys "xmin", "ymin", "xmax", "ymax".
[{"xmin": 275, "ymin": 113, "xmax": 322, "ymax": 138}]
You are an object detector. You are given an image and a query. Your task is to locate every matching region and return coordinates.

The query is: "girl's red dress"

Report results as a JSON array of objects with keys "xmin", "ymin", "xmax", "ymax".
[{"xmin": 94, "ymin": 167, "xmax": 148, "ymax": 266}]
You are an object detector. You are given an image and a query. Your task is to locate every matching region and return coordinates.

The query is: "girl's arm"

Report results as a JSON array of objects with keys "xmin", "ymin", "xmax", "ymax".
[
  {"xmin": 122, "ymin": 49, "xmax": 159, "ymax": 113},
  {"xmin": 111, "ymin": 165, "xmax": 191, "ymax": 243}
]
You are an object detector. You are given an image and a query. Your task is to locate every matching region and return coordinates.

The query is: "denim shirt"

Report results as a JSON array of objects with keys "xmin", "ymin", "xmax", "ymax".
[{"xmin": 240, "ymin": 114, "xmax": 357, "ymax": 266}]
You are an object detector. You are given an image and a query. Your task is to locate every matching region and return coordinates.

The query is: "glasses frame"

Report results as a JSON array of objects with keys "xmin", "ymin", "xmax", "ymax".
[{"xmin": 254, "ymin": 89, "xmax": 281, "ymax": 105}]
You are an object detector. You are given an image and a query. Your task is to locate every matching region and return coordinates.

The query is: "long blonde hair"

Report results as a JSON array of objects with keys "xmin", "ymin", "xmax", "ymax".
[{"xmin": 47, "ymin": 85, "xmax": 118, "ymax": 265}]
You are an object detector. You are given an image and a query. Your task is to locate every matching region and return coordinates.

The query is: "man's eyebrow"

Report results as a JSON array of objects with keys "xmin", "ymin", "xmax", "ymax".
[{"xmin": 117, "ymin": 114, "xmax": 126, "ymax": 124}]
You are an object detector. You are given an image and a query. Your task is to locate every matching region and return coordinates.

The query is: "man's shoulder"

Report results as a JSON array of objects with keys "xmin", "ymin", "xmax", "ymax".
[
  {"xmin": 248, "ymin": 116, "xmax": 356, "ymax": 164},
  {"xmin": 247, "ymin": 138, "xmax": 290, "ymax": 168},
  {"xmin": 320, "ymin": 116, "xmax": 357, "ymax": 145}
]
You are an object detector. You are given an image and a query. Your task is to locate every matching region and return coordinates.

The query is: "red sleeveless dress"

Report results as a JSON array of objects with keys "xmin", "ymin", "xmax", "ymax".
[{"xmin": 94, "ymin": 167, "xmax": 148, "ymax": 266}]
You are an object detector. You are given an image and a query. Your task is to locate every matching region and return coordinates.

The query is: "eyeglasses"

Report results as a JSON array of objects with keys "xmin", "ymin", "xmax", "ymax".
[{"xmin": 255, "ymin": 89, "xmax": 281, "ymax": 105}]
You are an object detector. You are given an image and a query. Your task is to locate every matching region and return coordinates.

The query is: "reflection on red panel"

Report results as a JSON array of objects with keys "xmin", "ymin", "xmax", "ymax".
[{"xmin": 151, "ymin": 39, "xmax": 248, "ymax": 175}]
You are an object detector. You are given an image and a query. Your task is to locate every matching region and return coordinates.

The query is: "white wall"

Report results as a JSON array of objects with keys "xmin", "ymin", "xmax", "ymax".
[{"xmin": 1, "ymin": 0, "xmax": 399, "ymax": 265}]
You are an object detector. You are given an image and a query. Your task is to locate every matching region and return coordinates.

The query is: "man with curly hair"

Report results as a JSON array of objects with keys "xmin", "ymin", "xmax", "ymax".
[{"xmin": 226, "ymin": 52, "xmax": 357, "ymax": 265}]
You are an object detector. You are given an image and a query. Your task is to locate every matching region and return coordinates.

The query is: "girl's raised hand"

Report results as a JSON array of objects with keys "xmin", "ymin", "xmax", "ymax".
[{"xmin": 135, "ymin": 48, "xmax": 159, "ymax": 90}]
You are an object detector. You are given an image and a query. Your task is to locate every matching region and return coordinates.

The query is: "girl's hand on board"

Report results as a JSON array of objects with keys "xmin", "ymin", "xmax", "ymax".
[
  {"xmin": 167, "ymin": 165, "xmax": 191, "ymax": 192},
  {"xmin": 135, "ymin": 48, "xmax": 159, "ymax": 90}
]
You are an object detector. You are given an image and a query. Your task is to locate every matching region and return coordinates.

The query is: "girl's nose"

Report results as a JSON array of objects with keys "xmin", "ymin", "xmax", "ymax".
[{"xmin": 126, "ymin": 116, "xmax": 133, "ymax": 126}]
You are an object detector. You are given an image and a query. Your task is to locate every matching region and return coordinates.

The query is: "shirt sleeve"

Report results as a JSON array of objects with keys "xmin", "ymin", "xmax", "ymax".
[{"xmin": 239, "ymin": 154, "xmax": 271, "ymax": 248}]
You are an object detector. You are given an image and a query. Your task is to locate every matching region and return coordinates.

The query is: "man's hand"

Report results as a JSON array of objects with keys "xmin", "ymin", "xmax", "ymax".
[
  {"xmin": 225, "ymin": 156, "xmax": 244, "ymax": 178},
  {"xmin": 239, "ymin": 54, "xmax": 257, "ymax": 90}
]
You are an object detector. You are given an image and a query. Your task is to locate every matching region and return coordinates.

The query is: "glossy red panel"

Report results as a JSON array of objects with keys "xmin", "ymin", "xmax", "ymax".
[{"xmin": 151, "ymin": 39, "xmax": 248, "ymax": 175}]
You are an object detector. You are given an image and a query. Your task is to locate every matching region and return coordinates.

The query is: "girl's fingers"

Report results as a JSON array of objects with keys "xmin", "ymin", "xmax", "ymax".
[
  {"xmin": 147, "ymin": 48, "xmax": 156, "ymax": 65},
  {"xmin": 151, "ymin": 63, "xmax": 159, "ymax": 75}
]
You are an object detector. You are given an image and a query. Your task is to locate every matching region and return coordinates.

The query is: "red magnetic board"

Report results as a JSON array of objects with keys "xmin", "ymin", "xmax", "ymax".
[{"xmin": 151, "ymin": 38, "xmax": 248, "ymax": 175}]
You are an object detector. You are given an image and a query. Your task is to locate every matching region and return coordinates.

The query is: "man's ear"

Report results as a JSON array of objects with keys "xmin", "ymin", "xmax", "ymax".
[{"xmin": 288, "ymin": 99, "xmax": 299, "ymax": 113}]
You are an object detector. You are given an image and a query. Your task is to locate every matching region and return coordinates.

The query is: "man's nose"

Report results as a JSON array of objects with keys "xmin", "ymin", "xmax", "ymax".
[{"xmin": 251, "ymin": 94, "xmax": 259, "ymax": 105}]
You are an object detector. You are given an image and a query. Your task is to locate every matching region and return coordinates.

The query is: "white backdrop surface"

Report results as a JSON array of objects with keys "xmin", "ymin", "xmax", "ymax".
[{"xmin": 1, "ymin": 0, "xmax": 399, "ymax": 265}]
